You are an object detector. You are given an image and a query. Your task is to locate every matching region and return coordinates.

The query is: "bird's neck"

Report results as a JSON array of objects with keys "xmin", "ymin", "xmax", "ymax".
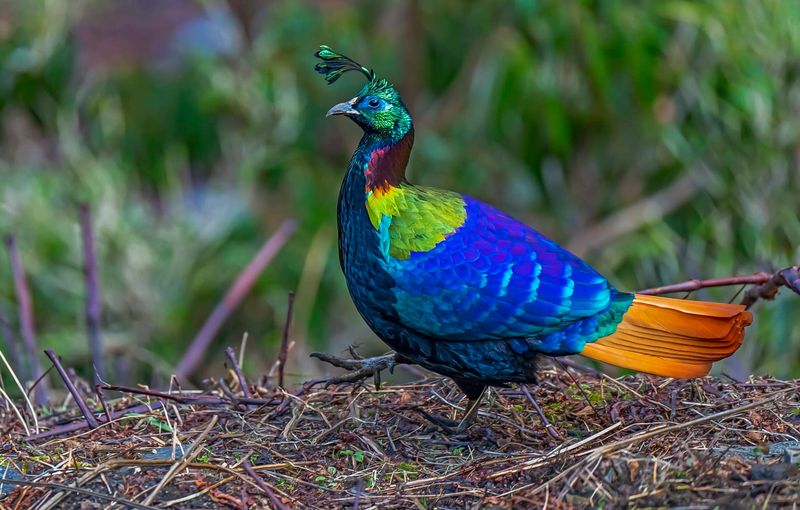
[{"xmin": 353, "ymin": 127, "xmax": 414, "ymax": 193}]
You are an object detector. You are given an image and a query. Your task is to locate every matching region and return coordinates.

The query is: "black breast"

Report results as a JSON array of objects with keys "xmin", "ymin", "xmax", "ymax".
[{"xmin": 337, "ymin": 162, "xmax": 400, "ymax": 334}]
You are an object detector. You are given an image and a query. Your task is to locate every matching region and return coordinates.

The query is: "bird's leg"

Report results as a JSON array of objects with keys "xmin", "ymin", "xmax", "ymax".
[
  {"xmin": 419, "ymin": 386, "xmax": 487, "ymax": 434},
  {"xmin": 310, "ymin": 349, "xmax": 404, "ymax": 389}
]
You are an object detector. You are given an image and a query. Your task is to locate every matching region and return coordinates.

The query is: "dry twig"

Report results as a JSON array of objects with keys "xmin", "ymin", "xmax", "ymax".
[
  {"xmin": 278, "ymin": 291, "xmax": 295, "ymax": 389},
  {"xmin": 225, "ymin": 346, "xmax": 252, "ymax": 401},
  {"xmin": 637, "ymin": 265, "xmax": 800, "ymax": 309},
  {"xmin": 44, "ymin": 349, "xmax": 99, "ymax": 429}
]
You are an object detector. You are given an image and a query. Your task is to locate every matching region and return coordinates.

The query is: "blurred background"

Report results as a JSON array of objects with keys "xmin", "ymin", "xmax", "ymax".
[{"xmin": 1, "ymin": 0, "xmax": 799, "ymax": 395}]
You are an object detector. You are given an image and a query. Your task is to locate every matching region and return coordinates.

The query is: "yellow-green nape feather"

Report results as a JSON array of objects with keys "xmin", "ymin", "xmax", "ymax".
[{"xmin": 366, "ymin": 184, "xmax": 466, "ymax": 260}]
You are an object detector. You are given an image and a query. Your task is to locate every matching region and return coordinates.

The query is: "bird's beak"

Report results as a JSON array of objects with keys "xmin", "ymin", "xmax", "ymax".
[{"xmin": 326, "ymin": 98, "xmax": 359, "ymax": 118}]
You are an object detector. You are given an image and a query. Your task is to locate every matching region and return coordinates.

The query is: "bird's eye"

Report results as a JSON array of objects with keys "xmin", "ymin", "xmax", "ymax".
[{"xmin": 368, "ymin": 98, "xmax": 380, "ymax": 108}]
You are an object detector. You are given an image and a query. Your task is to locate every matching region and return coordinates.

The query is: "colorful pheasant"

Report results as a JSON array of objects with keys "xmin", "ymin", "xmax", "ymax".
[{"xmin": 313, "ymin": 45, "xmax": 752, "ymax": 432}]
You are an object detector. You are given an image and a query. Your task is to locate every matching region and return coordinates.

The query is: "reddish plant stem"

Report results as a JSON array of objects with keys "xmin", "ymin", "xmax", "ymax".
[
  {"xmin": 637, "ymin": 265, "xmax": 800, "ymax": 309},
  {"xmin": 521, "ymin": 384, "xmax": 561, "ymax": 441},
  {"xmin": 175, "ymin": 219, "xmax": 297, "ymax": 381},
  {"xmin": 241, "ymin": 460, "xmax": 290, "ymax": 510},
  {"xmin": 44, "ymin": 349, "xmax": 99, "ymax": 429},
  {"xmin": 638, "ymin": 272, "xmax": 773, "ymax": 295},
  {"xmin": 100, "ymin": 383, "xmax": 281, "ymax": 407},
  {"xmin": 224, "ymin": 346, "xmax": 252, "ymax": 400},
  {"xmin": 278, "ymin": 291, "xmax": 295, "ymax": 389},
  {"xmin": 4, "ymin": 234, "xmax": 49, "ymax": 406},
  {"xmin": 102, "ymin": 384, "xmax": 225, "ymax": 405},
  {"xmin": 94, "ymin": 384, "xmax": 113, "ymax": 425},
  {"xmin": 79, "ymin": 204, "xmax": 104, "ymax": 383}
]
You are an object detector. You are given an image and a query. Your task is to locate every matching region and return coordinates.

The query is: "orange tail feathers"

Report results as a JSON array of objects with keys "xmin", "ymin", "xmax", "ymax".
[{"xmin": 580, "ymin": 294, "xmax": 752, "ymax": 378}]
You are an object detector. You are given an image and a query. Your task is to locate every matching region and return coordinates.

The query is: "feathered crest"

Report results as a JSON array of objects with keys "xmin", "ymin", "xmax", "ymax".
[
  {"xmin": 315, "ymin": 45, "xmax": 394, "ymax": 97},
  {"xmin": 315, "ymin": 45, "xmax": 375, "ymax": 85}
]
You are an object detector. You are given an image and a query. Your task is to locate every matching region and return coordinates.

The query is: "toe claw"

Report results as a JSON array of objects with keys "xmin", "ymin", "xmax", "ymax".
[
  {"xmin": 417, "ymin": 409, "xmax": 467, "ymax": 434},
  {"xmin": 311, "ymin": 349, "xmax": 399, "ymax": 388}
]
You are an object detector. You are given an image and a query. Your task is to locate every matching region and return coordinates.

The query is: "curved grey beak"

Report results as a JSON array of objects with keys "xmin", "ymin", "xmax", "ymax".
[{"xmin": 326, "ymin": 98, "xmax": 359, "ymax": 117}]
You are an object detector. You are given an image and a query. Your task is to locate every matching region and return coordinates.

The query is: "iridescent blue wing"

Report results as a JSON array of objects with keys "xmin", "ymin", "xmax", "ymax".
[{"xmin": 386, "ymin": 196, "xmax": 620, "ymax": 350}]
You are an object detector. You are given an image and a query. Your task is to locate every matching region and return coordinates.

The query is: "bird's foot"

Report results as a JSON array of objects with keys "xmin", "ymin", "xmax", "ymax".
[
  {"xmin": 418, "ymin": 410, "xmax": 472, "ymax": 435},
  {"xmin": 417, "ymin": 389, "xmax": 487, "ymax": 435},
  {"xmin": 310, "ymin": 347, "xmax": 400, "ymax": 389}
]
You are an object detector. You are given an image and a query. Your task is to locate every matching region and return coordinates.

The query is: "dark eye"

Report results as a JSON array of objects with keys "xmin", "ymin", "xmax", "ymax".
[{"xmin": 368, "ymin": 98, "xmax": 380, "ymax": 108}]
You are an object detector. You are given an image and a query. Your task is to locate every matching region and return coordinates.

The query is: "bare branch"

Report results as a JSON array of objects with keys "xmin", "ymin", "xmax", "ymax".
[
  {"xmin": 637, "ymin": 265, "xmax": 800, "ymax": 309},
  {"xmin": 278, "ymin": 291, "xmax": 295, "ymax": 389},
  {"xmin": 224, "ymin": 346, "xmax": 252, "ymax": 403},
  {"xmin": 175, "ymin": 219, "xmax": 296, "ymax": 380},
  {"xmin": 4, "ymin": 234, "xmax": 49, "ymax": 406},
  {"xmin": 44, "ymin": 349, "xmax": 99, "ymax": 429}
]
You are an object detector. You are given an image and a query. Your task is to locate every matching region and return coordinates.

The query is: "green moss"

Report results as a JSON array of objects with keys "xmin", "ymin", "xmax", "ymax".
[
  {"xmin": 386, "ymin": 461, "xmax": 419, "ymax": 482},
  {"xmin": 567, "ymin": 383, "xmax": 607, "ymax": 406},
  {"xmin": 544, "ymin": 401, "xmax": 568, "ymax": 423}
]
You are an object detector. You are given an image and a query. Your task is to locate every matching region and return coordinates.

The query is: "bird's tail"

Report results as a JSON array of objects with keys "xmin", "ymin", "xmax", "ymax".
[{"xmin": 580, "ymin": 294, "xmax": 752, "ymax": 378}]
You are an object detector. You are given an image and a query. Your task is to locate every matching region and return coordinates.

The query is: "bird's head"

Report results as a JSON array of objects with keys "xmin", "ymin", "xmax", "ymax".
[{"xmin": 315, "ymin": 45, "xmax": 412, "ymax": 142}]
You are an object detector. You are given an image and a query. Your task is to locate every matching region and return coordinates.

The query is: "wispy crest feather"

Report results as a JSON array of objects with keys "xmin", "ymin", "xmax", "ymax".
[
  {"xmin": 314, "ymin": 45, "xmax": 375, "ymax": 85},
  {"xmin": 315, "ymin": 45, "xmax": 396, "ymax": 97}
]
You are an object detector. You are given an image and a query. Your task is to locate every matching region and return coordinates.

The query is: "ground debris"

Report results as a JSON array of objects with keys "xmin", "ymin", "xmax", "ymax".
[{"xmin": 1, "ymin": 365, "xmax": 798, "ymax": 509}]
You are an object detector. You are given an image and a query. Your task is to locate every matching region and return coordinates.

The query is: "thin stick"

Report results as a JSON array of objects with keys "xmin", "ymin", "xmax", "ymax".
[
  {"xmin": 175, "ymin": 219, "xmax": 296, "ymax": 380},
  {"xmin": 638, "ymin": 271, "xmax": 772, "ymax": 295},
  {"xmin": 94, "ymin": 384, "xmax": 113, "ymax": 425},
  {"xmin": 4, "ymin": 234, "xmax": 49, "ymax": 406},
  {"xmin": 101, "ymin": 384, "xmax": 227, "ymax": 404},
  {"xmin": 520, "ymin": 385, "xmax": 561, "ymax": 440},
  {"xmin": 242, "ymin": 460, "xmax": 290, "ymax": 510},
  {"xmin": 142, "ymin": 415, "xmax": 219, "ymax": 505},
  {"xmin": 637, "ymin": 266, "xmax": 800, "ymax": 309},
  {"xmin": 0, "ymin": 343, "xmax": 38, "ymax": 433},
  {"xmin": 224, "ymin": 346, "xmax": 252, "ymax": 400},
  {"xmin": 44, "ymin": 349, "xmax": 99, "ymax": 429},
  {"xmin": 100, "ymin": 383, "xmax": 281, "ymax": 407},
  {"xmin": 79, "ymin": 204, "xmax": 104, "ymax": 383},
  {"xmin": 238, "ymin": 332, "xmax": 249, "ymax": 370},
  {"xmin": 0, "ymin": 385, "xmax": 29, "ymax": 435},
  {"xmin": 278, "ymin": 291, "xmax": 295, "ymax": 389}
]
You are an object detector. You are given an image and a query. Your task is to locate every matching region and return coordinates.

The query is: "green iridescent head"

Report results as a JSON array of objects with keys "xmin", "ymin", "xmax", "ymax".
[{"xmin": 315, "ymin": 45, "xmax": 412, "ymax": 141}]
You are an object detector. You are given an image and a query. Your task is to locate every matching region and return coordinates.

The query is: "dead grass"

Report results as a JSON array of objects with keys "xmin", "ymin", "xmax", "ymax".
[{"xmin": 1, "ymin": 362, "xmax": 799, "ymax": 509}]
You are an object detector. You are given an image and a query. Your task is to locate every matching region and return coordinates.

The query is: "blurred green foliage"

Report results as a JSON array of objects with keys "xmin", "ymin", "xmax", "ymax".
[{"xmin": 0, "ymin": 0, "xmax": 798, "ymax": 387}]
